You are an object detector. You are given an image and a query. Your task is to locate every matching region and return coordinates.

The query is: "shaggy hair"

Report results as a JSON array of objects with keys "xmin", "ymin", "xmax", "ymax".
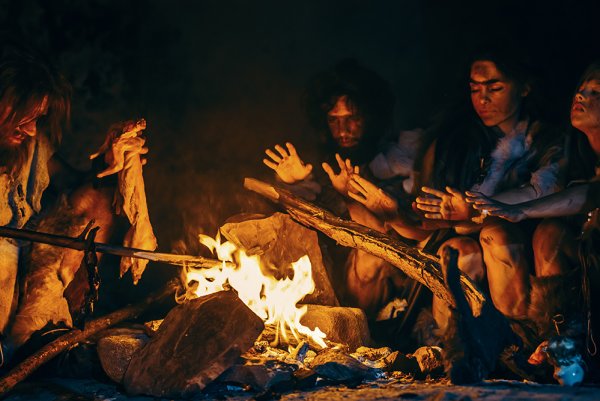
[
  {"xmin": 305, "ymin": 59, "xmax": 395, "ymax": 165},
  {"xmin": 0, "ymin": 44, "xmax": 71, "ymax": 174}
]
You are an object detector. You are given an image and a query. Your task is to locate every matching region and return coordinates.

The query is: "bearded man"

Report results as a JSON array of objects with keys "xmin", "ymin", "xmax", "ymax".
[{"xmin": 0, "ymin": 47, "xmax": 150, "ymax": 363}]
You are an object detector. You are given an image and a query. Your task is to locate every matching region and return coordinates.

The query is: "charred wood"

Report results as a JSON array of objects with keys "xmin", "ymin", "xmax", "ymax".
[{"xmin": 244, "ymin": 178, "xmax": 486, "ymax": 314}]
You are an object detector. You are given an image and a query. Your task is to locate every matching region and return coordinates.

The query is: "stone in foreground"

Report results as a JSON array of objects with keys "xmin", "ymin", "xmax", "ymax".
[
  {"xmin": 300, "ymin": 304, "xmax": 371, "ymax": 351},
  {"xmin": 123, "ymin": 291, "xmax": 264, "ymax": 398},
  {"xmin": 97, "ymin": 331, "xmax": 149, "ymax": 383}
]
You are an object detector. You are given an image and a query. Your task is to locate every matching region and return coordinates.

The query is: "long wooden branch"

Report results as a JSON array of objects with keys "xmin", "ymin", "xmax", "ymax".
[
  {"xmin": 0, "ymin": 226, "xmax": 232, "ymax": 269},
  {"xmin": 0, "ymin": 283, "xmax": 176, "ymax": 396},
  {"xmin": 244, "ymin": 178, "xmax": 485, "ymax": 314}
]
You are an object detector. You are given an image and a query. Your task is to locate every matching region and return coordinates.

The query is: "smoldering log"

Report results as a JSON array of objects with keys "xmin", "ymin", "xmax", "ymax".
[{"xmin": 244, "ymin": 178, "xmax": 485, "ymax": 314}]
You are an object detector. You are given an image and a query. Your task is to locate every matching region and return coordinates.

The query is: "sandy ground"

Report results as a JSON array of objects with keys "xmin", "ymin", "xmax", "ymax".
[{"xmin": 3, "ymin": 377, "xmax": 600, "ymax": 401}]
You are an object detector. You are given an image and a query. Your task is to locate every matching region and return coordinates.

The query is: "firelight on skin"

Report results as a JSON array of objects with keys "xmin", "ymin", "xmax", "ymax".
[
  {"xmin": 3, "ymin": 96, "xmax": 48, "ymax": 147},
  {"xmin": 469, "ymin": 60, "xmax": 529, "ymax": 135},
  {"xmin": 571, "ymin": 74, "xmax": 600, "ymax": 140},
  {"xmin": 327, "ymin": 95, "xmax": 364, "ymax": 148}
]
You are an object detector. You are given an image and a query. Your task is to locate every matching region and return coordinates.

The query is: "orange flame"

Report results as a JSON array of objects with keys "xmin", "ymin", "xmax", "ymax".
[{"xmin": 185, "ymin": 233, "xmax": 327, "ymax": 348}]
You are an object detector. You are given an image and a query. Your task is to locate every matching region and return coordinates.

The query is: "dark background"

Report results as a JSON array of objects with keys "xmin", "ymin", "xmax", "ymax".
[{"xmin": 2, "ymin": 0, "xmax": 599, "ymax": 294}]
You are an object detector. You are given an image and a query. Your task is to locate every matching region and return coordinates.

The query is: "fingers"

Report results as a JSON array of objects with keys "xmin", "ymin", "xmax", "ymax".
[
  {"xmin": 335, "ymin": 153, "xmax": 345, "ymax": 171},
  {"xmin": 274, "ymin": 144, "xmax": 289, "ymax": 159},
  {"xmin": 421, "ymin": 186, "xmax": 446, "ymax": 198},
  {"xmin": 347, "ymin": 190, "xmax": 367, "ymax": 205},
  {"xmin": 305, "ymin": 163, "xmax": 313, "ymax": 175},
  {"xmin": 263, "ymin": 158, "xmax": 278, "ymax": 170},
  {"xmin": 416, "ymin": 204, "xmax": 441, "ymax": 213},
  {"xmin": 424, "ymin": 213, "xmax": 443, "ymax": 220},
  {"xmin": 415, "ymin": 196, "xmax": 441, "ymax": 206},
  {"xmin": 465, "ymin": 191, "xmax": 487, "ymax": 204},
  {"xmin": 285, "ymin": 142, "xmax": 298, "ymax": 157},
  {"xmin": 351, "ymin": 174, "xmax": 376, "ymax": 190},
  {"xmin": 446, "ymin": 186, "xmax": 463, "ymax": 197},
  {"xmin": 349, "ymin": 179, "xmax": 367, "ymax": 196},
  {"xmin": 345, "ymin": 158, "xmax": 353, "ymax": 172},
  {"xmin": 265, "ymin": 148, "xmax": 282, "ymax": 163},
  {"xmin": 322, "ymin": 162, "xmax": 335, "ymax": 180}
]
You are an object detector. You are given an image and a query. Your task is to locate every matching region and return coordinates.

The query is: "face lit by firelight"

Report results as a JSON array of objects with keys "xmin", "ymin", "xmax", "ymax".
[
  {"xmin": 0, "ymin": 96, "xmax": 48, "ymax": 148},
  {"xmin": 571, "ymin": 70, "xmax": 600, "ymax": 139},
  {"xmin": 327, "ymin": 95, "xmax": 365, "ymax": 148},
  {"xmin": 470, "ymin": 60, "xmax": 529, "ymax": 135}
]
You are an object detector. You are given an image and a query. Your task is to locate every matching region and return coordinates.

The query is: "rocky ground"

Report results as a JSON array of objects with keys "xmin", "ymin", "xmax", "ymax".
[{"xmin": 4, "ymin": 376, "xmax": 600, "ymax": 401}]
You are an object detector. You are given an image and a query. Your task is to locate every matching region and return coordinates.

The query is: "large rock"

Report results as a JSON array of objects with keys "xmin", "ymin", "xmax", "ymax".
[
  {"xmin": 220, "ymin": 213, "xmax": 338, "ymax": 306},
  {"xmin": 300, "ymin": 304, "xmax": 371, "ymax": 351},
  {"xmin": 97, "ymin": 332, "xmax": 149, "ymax": 383},
  {"xmin": 308, "ymin": 349, "xmax": 380, "ymax": 383},
  {"xmin": 123, "ymin": 291, "xmax": 264, "ymax": 398}
]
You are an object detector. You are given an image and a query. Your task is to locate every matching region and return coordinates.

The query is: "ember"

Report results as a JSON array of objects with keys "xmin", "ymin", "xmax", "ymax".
[{"xmin": 185, "ymin": 232, "xmax": 328, "ymax": 348}]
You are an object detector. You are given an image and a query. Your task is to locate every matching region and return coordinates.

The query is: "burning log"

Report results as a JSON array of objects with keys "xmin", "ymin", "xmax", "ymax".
[
  {"xmin": 220, "ymin": 213, "xmax": 338, "ymax": 306},
  {"xmin": 0, "ymin": 283, "xmax": 176, "ymax": 396},
  {"xmin": 244, "ymin": 178, "xmax": 486, "ymax": 314}
]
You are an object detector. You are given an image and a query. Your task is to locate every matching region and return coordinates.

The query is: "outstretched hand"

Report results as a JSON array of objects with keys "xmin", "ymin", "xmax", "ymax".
[
  {"xmin": 90, "ymin": 119, "xmax": 149, "ymax": 178},
  {"xmin": 415, "ymin": 186, "xmax": 472, "ymax": 221},
  {"xmin": 348, "ymin": 174, "xmax": 398, "ymax": 217},
  {"xmin": 466, "ymin": 191, "xmax": 526, "ymax": 222},
  {"xmin": 322, "ymin": 153, "xmax": 359, "ymax": 196},
  {"xmin": 263, "ymin": 142, "xmax": 313, "ymax": 184}
]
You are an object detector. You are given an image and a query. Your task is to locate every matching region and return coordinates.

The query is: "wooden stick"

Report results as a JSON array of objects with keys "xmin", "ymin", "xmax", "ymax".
[
  {"xmin": 0, "ymin": 284, "xmax": 176, "ymax": 396},
  {"xmin": 0, "ymin": 226, "xmax": 232, "ymax": 269},
  {"xmin": 244, "ymin": 178, "xmax": 486, "ymax": 314}
]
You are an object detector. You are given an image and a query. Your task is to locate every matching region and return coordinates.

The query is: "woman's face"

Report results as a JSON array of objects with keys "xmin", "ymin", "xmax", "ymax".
[
  {"xmin": 571, "ymin": 71, "xmax": 600, "ymax": 138},
  {"xmin": 470, "ymin": 60, "xmax": 528, "ymax": 134}
]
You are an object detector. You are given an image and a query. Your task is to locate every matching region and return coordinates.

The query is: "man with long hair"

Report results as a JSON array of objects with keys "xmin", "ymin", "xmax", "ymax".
[{"xmin": 0, "ymin": 46, "xmax": 149, "ymax": 364}]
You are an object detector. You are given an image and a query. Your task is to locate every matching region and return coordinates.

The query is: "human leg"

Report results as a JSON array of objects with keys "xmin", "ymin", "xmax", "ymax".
[
  {"xmin": 432, "ymin": 236, "xmax": 484, "ymax": 333},
  {"xmin": 479, "ymin": 220, "xmax": 530, "ymax": 319}
]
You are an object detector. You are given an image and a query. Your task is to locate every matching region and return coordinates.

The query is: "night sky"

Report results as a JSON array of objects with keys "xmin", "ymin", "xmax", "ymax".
[{"xmin": 2, "ymin": 0, "xmax": 599, "ymax": 294}]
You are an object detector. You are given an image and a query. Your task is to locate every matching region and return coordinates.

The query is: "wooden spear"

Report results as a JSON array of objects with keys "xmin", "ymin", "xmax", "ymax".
[
  {"xmin": 244, "ymin": 177, "xmax": 486, "ymax": 314},
  {"xmin": 0, "ymin": 283, "xmax": 177, "ymax": 396},
  {"xmin": 0, "ymin": 226, "xmax": 233, "ymax": 269}
]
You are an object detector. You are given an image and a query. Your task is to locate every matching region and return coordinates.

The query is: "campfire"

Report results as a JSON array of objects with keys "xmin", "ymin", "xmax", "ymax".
[
  {"xmin": 186, "ymin": 232, "xmax": 328, "ymax": 349},
  {"xmin": 0, "ymin": 180, "xmax": 453, "ymax": 398}
]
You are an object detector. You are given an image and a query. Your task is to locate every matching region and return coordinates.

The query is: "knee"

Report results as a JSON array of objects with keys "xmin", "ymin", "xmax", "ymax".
[
  {"xmin": 479, "ymin": 221, "xmax": 524, "ymax": 251},
  {"xmin": 438, "ymin": 237, "xmax": 484, "ymax": 283},
  {"xmin": 532, "ymin": 218, "xmax": 567, "ymax": 251}
]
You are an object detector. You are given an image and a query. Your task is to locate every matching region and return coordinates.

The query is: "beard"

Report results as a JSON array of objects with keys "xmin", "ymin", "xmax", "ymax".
[{"xmin": 0, "ymin": 133, "xmax": 32, "ymax": 176}]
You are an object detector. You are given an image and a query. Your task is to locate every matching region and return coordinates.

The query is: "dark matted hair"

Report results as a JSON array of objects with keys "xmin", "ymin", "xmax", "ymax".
[
  {"xmin": 468, "ymin": 44, "xmax": 546, "ymax": 121},
  {"xmin": 0, "ymin": 44, "xmax": 71, "ymax": 148},
  {"xmin": 305, "ymin": 59, "xmax": 395, "ymax": 159}
]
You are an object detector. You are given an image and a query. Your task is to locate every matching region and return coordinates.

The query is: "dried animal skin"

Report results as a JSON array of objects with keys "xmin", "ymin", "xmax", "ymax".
[{"xmin": 92, "ymin": 119, "xmax": 157, "ymax": 283}]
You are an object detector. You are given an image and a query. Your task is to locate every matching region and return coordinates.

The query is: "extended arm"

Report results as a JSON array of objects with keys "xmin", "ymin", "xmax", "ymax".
[{"xmin": 466, "ymin": 181, "xmax": 600, "ymax": 222}]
